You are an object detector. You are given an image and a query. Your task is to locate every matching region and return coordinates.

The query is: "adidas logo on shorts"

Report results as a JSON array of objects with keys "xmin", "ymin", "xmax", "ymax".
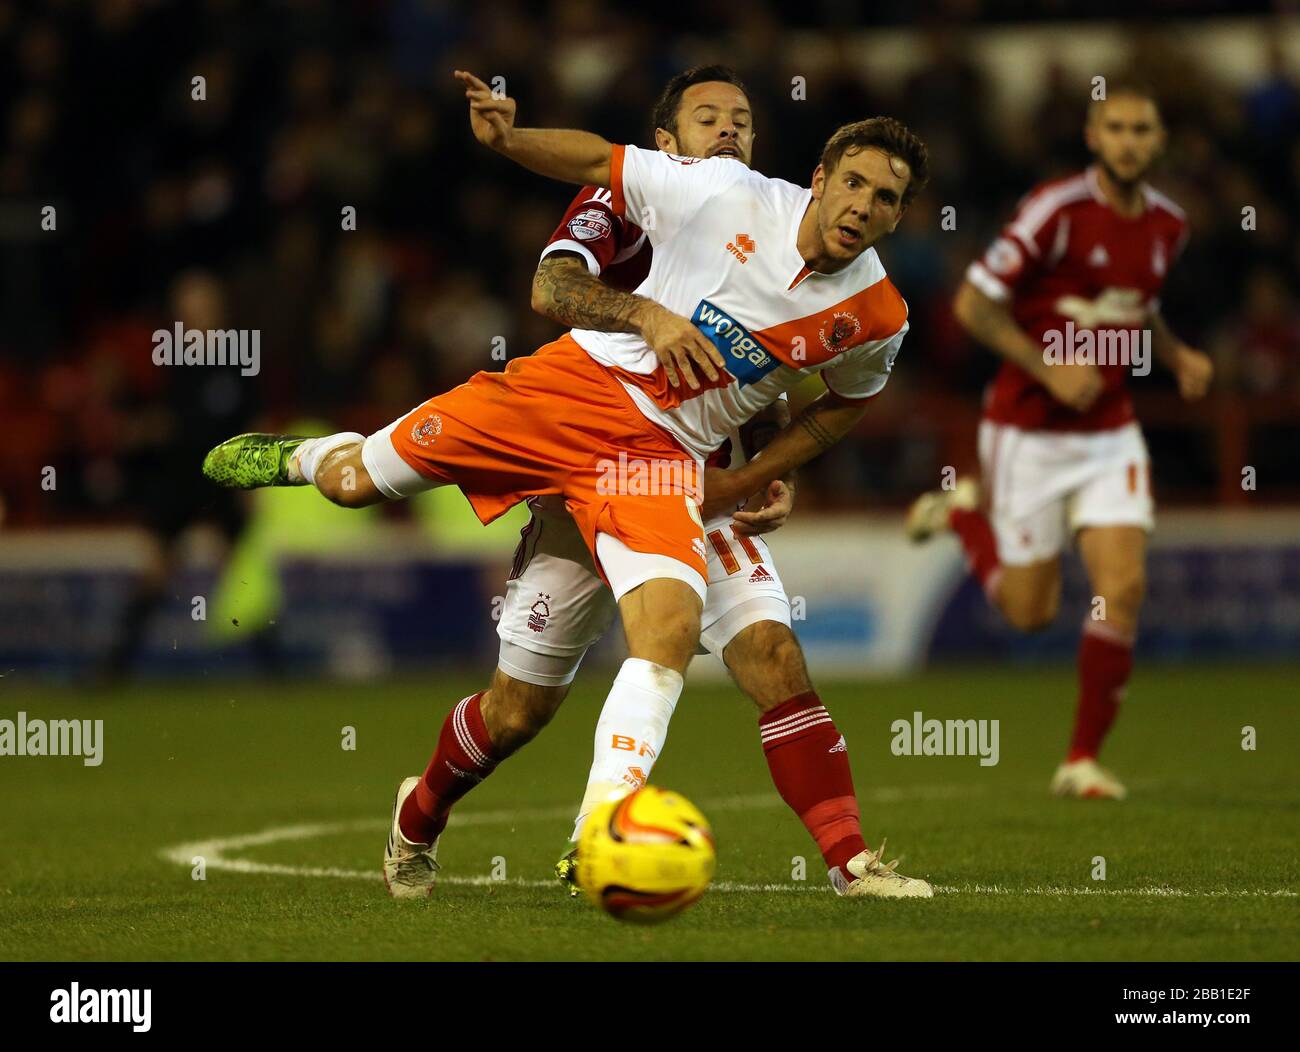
[{"xmin": 749, "ymin": 565, "xmax": 774, "ymax": 584}]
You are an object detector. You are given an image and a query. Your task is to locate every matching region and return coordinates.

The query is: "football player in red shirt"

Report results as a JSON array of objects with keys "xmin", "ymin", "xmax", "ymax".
[{"xmin": 909, "ymin": 84, "xmax": 1213, "ymax": 799}]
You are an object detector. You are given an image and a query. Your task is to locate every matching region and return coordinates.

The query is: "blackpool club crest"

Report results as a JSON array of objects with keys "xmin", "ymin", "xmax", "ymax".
[
  {"xmin": 410, "ymin": 413, "xmax": 442, "ymax": 448},
  {"xmin": 819, "ymin": 311, "xmax": 861, "ymax": 354}
]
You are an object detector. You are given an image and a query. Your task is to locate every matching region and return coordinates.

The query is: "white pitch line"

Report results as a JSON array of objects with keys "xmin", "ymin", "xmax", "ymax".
[
  {"xmin": 157, "ymin": 786, "xmax": 978, "ymax": 894},
  {"xmin": 946, "ymin": 884, "xmax": 1299, "ymax": 899},
  {"xmin": 156, "ymin": 787, "xmax": 1297, "ymax": 899}
]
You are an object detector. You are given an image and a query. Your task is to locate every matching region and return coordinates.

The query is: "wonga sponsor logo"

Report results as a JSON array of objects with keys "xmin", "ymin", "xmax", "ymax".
[{"xmin": 692, "ymin": 300, "xmax": 777, "ymax": 386}]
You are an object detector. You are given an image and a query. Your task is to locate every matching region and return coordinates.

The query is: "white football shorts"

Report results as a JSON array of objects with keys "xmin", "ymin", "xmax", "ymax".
[
  {"xmin": 496, "ymin": 496, "xmax": 791, "ymax": 687},
  {"xmin": 978, "ymin": 420, "xmax": 1155, "ymax": 566}
]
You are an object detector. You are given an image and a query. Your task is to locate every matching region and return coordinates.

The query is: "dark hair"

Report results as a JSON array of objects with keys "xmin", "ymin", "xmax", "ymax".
[
  {"xmin": 1087, "ymin": 80, "xmax": 1161, "ymax": 122},
  {"xmin": 651, "ymin": 65, "xmax": 749, "ymax": 139},
  {"xmin": 819, "ymin": 117, "xmax": 930, "ymax": 208}
]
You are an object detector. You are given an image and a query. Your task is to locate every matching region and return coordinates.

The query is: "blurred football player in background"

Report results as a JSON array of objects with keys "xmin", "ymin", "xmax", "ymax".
[{"xmin": 908, "ymin": 84, "xmax": 1213, "ymax": 799}]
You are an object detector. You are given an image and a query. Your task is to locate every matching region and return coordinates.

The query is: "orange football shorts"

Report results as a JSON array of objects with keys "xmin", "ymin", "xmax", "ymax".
[{"xmin": 362, "ymin": 334, "xmax": 707, "ymax": 591}]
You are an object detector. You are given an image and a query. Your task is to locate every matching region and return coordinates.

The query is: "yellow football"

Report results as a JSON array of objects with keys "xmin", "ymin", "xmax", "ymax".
[{"xmin": 575, "ymin": 786, "xmax": 716, "ymax": 924}]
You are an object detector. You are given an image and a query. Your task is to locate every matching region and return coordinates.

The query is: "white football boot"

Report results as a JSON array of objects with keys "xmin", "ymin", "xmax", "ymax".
[
  {"xmin": 838, "ymin": 839, "xmax": 934, "ymax": 899},
  {"xmin": 1051, "ymin": 758, "xmax": 1128, "ymax": 800},
  {"xmin": 383, "ymin": 776, "xmax": 440, "ymax": 898},
  {"xmin": 905, "ymin": 477, "xmax": 980, "ymax": 542}
]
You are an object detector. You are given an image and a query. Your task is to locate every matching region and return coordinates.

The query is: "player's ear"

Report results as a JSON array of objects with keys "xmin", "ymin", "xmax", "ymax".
[
  {"xmin": 811, "ymin": 163, "xmax": 825, "ymax": 199},
  {"xmin": 654, "ymin": 127, "xmax": 676, "ymax": 153}
]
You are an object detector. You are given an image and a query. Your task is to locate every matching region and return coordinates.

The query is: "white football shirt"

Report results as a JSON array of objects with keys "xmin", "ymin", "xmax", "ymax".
[{"xmin": 568, "ymin": 144, "xmax": 909, "ymax": 459}]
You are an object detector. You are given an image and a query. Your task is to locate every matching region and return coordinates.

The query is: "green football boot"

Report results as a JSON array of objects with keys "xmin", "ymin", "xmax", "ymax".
[
  {"xmin": 555, "ymin": 846, "xmax": 582, "ymax": 898},
  {"xmin": 202, "ymin": 433, "xmax": 307, "ymax": 489}
]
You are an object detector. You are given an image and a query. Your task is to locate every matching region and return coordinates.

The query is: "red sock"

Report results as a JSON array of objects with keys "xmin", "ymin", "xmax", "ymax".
[
  {"xmin": 398, "ymin": 693, "xmax": 499, "ymax": 845},
  {"xmin": 759, "ymin": 692, "xmax": 866, "ymax": 886},
  {"xmin": 1068, "ymin": 622, "xmax": 1134, "ymax": 762},
  {"xmin": 949, "ymin": 506, "xmax": 1001, "ymax": 600}
]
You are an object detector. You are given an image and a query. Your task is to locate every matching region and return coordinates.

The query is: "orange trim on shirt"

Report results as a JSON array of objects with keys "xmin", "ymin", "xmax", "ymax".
[
  {"xmin": 754, "ymin": 276, "xmax": 908, "ymax": 368},
  {"xmin": 609, "ymin": 144, "xmax": 627, "ymax": 217},
  {"xmin": 788, "ymin": 265, "xmax": 812, "ymax": 290},
  {"xmin": 604, "ymin": 361, "xmax": 732, "ymax": 411}
]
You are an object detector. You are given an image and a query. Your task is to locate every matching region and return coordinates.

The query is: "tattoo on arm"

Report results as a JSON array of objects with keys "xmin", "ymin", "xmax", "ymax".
[
  {"xmin": 796, "ymin": 404, "xmax": 838, "ymax": 451},
  {"xmin": 533, "ymin": 255, "xmax": 644, "ymax": 333}
]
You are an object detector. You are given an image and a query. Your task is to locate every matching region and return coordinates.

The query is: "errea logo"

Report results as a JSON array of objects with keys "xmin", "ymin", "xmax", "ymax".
[{"xmin": 726, "ymin": 233, "xmax": 755, "ymax": 263}]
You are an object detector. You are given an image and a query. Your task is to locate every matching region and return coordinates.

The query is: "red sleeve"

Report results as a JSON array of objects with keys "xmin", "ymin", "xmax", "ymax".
[
  {"xmin": 966, "ymin": 187, "xmax": 1066, "ymax": 303},
  {"xmin": 541, "ymin": 186, "xmax": 642, "ymax": 277}
]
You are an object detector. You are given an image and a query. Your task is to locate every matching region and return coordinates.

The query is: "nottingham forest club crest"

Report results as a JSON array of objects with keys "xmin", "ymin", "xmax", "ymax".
[
  {"xmin": 527, "ymin": 594, "xmax": 551, "ymax": 633},
  {"xmin": 819, "ymin": 311, "xmax": 861, "ymax": 354}
]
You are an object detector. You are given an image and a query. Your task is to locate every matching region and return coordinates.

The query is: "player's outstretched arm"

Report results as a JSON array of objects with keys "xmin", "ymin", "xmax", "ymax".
[
  {"xmin": 531, "ymin": 254, "xmax": 725, "ymax": 389},
  {"xmin": 701, "ymin": 394, "xmax": 861, "ymax": 520},
  {"xmin": 1149, "ymin": 310, "xmax": 1212, "ymax": 400},
  {"xmin": 455, "ymin": 70, "xmax": 612, "ymax": 188},
  {"xmin": 953, "ymin": 279, "xmax": 1102, "ymax": 413}
]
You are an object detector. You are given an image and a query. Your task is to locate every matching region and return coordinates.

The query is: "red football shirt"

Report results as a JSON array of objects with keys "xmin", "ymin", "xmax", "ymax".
[
  {"xmin": 541, "ymin": 185, "xmax": 651, "ymax": 292},
  {"xmin": 966, "ymin": 166, "xmax": 1188, "ymax": 431}
]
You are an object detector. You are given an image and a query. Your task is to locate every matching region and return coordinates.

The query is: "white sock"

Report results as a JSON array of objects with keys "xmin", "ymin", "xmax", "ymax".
[
  {"xmin": 289, "ymin": 432, "xmax": 364, "ymax": 485},
  {"xmin": 570, "ymin": 658, "xmax": 683, "ymax": 841}
]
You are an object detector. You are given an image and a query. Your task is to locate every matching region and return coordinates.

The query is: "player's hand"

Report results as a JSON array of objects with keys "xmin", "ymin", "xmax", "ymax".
[
  {"xmin": 1174, "ymin": 346, "xmax": 1213, "ymax": 401},
  {"xmin": 454, "ymin": 70, "xmax": 516, "ymax": 152},
  {"xmin": 701, "ymin": 465, "xmax": 753, "ymax": 520},
  {"xmin": 1042, "ymin": 361, "xmax": 1104, "ymax": 413},
  {"xmin": 731, "ymin": 479, "xmax": 794, "ymax": 536},
  {"xmin": 640, "ymin": 304, "xmax": 727, "ymax": 390}
]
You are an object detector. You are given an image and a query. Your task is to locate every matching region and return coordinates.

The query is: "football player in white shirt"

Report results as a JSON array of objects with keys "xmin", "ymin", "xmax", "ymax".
[
  {"xmin": 202, "ymin": 69, "xmax": 932, "ymax": 900},
  {"xmin": 519, "ymin": 65, "xmax": 912, "ymax": 895}
]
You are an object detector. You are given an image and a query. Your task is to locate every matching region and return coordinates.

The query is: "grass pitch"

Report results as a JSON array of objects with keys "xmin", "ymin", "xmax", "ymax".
[{"xmin": 1, "ymin": 664, "xmax": 1296, "ymax": 961}]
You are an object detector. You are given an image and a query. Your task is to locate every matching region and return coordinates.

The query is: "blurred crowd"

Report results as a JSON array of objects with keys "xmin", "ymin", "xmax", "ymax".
[{"xmin": 1, "ymin": 0, "xmax": 1298, "ymax": 527}]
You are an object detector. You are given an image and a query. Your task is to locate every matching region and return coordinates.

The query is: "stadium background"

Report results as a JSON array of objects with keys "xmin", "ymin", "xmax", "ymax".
[
  {"xmin": 1, "ymin": 0, "xmax": 1298, "ymax": 966},
  {"xmin": 0, "ymin": 0, "xmax": 1297, "ymax": 678}
]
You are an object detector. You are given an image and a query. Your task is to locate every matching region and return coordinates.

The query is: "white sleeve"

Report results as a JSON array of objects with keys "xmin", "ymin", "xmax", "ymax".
[
  {"xmin": 613, "ymin": 144, "xmax": 748, "ymax": 245},
  {"xmin": 821, "ymin": 325, "xmax": 907, "ymax": 401}
]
